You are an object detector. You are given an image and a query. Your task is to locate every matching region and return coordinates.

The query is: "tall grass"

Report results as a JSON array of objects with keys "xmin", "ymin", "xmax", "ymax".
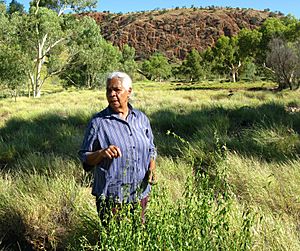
[{"xmin": 0, "ymin": 82, "xmax": 299, "ymax": 250}]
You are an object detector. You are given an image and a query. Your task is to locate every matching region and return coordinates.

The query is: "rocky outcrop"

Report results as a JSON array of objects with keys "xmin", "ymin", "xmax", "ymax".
[{"xmin": 84, "ymin": 8, "xmax": 278, "ymax": 60}]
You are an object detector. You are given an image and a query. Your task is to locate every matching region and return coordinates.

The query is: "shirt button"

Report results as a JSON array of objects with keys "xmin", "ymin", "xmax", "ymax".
[
  {"xmin": 132, "ymin": 146, "xmax": 135, "ymax": 149},
  {"xmin": 130, "ymin": 133, "xmax": 133, "ymax": 136}
]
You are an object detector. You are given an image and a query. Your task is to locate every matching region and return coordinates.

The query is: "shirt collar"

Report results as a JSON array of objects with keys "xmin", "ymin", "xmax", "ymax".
[{"xmin": 106, "ymin": 103, "xmax": 136, "ymax": 118}]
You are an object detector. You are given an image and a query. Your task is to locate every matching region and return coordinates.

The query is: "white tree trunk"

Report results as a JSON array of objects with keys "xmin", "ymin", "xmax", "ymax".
[{"xmin": 230, "ymin": 61, "xmax": 241, "ymax": 83}]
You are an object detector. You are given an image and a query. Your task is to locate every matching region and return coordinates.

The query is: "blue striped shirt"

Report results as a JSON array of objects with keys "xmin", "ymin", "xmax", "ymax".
[{"xmin": 79, "ymin": 104, "xmax": 156, "ymax": 203}]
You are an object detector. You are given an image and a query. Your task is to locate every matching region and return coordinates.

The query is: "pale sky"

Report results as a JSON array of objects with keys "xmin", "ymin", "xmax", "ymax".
[{"xmin": 15, "ymin": 0, "xmax": 300, "ymax": 18}]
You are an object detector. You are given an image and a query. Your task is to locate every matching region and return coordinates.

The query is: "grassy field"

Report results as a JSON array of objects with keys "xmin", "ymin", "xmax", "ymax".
[{"xmin": 0, "ymin": 81, "xmax": 300, "ymax": 250}]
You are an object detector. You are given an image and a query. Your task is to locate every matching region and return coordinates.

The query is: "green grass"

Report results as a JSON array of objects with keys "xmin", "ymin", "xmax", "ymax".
[{"xmin": 0, "ymin": 81, "xmax": 300, "ymax": 250}]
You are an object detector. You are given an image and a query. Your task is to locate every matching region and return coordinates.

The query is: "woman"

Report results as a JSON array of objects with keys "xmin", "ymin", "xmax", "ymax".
[{"xmin": 79, "ymin": 72, "xmax": 156, "ymax": 223}]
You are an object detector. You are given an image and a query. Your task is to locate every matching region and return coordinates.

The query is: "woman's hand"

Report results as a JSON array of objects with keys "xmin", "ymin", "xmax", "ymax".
[
  {"xmin": 85, "ymin": 145, "xmax": 122, "ymax": 166},
  {"xmin": 100, "ymin": 145, "xmax": 122, "ymax": 159},
  {"xmin": 148, "ymin": 159, "xmax": 157, "ymax": 185}
]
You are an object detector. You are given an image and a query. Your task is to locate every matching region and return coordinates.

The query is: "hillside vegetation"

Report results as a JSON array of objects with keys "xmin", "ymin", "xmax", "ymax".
[{"xmin": 0, "ymin": 81, "xmax": 300, "ymax": 250}]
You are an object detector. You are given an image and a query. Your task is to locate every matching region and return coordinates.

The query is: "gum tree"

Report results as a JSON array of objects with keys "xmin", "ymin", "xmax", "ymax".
[
  {"xmin": 59, "ymin": 16, "xmax": 121, "ymax": 88},
  {"xmin": 22, "ymin": 0, "xmax": 97, "ymax": 97},
  {"xmin": 0, "ymin": 4, "xmax": 29, "ymax": 99},
  {"xmin": 179, "ymin": 49, "xmax": 204, "ymax": 82},
  {"xmin": 7, "ymin": 0, "xmax": 26, "ymax": 15},
  {"xmin": 212, "ymin": 35, "xmax": 241, "ymax": 82},
  {"xmin": 141, "ymin": 53, "xmax": 172, "ymax": 81}
]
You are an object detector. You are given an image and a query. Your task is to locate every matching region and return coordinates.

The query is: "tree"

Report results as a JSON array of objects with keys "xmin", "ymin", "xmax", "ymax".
[
  {"xmin": 0, "ymin": 1, "xmax": 6, "ymax": 14},
  {"xmin": 212, "ymin": 35, "xmax": 241, "ymax": 82},
  {"xmin": 266, "ymin": 38, "xmax": 300, "ymax": 90},
  {"xmin": 0, "ymin": 44, "xmax": 29, "ymax": 100},
  {"xmin": 30, "ymin": 0, "xmax": 96, "ymax": 15},
  {"xmin": 7, "ymin": 0, "xmax": 25, "ymax": 15},
  {"xmin": 281, "ymin": 14, "xmax": 300, "ymax": 42},
  {"xmin": 200, "ymin": 47, "xmax": 215, "ymax": 79},
  {"xmin": 237, "ymin": 28, "xmax": 262, "ymax": 59},
  {"xmin": 258, "ymin": 17, "xmax": 287, "ymax": 63},
  {"xmin": 0, "ymin": 8, "xmax": 29, "ymax": 99},
  {"xmin": 141, "ymin": 53, "xmax": 172, "ymax": 81},
  {"xmin": 178, "ymin": 49, "xmax": 203, "ymax": 82},
  {"xmin": 239, "ymin": 58, "xmax": 257, "ymax": 81},
  {"xmin": 119, "ymin": 44, "xmax": 137, "ymax": 79},
  {"xmin": 59, "ymin": 17, "xmax": 121, "ymax": 88},
  {"xmin": 18, "ymin": 0, "xmax": 96, "ymax": 97}
]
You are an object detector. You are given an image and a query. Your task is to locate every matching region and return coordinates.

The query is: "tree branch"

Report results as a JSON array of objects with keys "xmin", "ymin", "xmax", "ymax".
[
  {"xmin": 44, "ymin": 38, "xmax": 65, "ymax": 56},
  {"xmin": 262, "ymin": 62, "xmax": 275, "ymax": 74},
  {"xmin": 35, "ymin": 0, "xmax": 41, "ymax": 15}
]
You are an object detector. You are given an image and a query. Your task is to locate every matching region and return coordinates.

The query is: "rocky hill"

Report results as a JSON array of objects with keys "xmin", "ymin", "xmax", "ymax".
[{"xmin": 84, "ymin": 7, "xmax": 279, "ymax": 60}]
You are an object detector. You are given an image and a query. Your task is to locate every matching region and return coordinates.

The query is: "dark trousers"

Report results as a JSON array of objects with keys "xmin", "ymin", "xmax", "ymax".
[{"xmin": 96, "ymin": 196, "xmax": 149, "ymax": 225}]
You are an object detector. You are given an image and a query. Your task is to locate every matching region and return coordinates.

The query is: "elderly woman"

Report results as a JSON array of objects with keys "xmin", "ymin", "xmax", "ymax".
[{"xmin": 79, "ymin": 71, "xmax": 156, "ymax": 223}]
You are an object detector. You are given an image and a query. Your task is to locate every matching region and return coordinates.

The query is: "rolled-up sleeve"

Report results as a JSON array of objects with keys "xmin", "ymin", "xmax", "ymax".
[
  {"xmin": 78, "ymin": 118, "xmax": 100, "ymax": 165},
  {"xmin": 145, "ymin": 117, "xmax": 157, "ymax": 160}
]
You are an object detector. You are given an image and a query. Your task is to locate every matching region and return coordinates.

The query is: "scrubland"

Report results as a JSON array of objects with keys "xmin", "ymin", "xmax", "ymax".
[{"xmin": 0, "ymin": 81, "xmax": 299, "ymax": 250}]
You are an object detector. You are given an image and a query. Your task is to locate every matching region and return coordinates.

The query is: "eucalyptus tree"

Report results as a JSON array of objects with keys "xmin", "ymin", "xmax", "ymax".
[
  {"xmin": 30, "ymin": 0, "xmax": 96, "ymax": 15},
  {"xmin": 236, "ymin": 28, "xmax": 262, "ymax": 80},
  {"xmin": 0, "ymin": 5, "xmax": 29, "ymax": 99},
  {"xmin": 22, "ymin": 0, "xmax": 97, "ymax": 97},
  {"xmin": 7, "ymin": 0, "xmax": 26, "ymax": 15},
  {"xmin": 141, "ymin": 53, "xmax": 172, "ymax": 81},
  {"xmin": 237, "ymin": 28, "xmax": 262, "ymax": 60},
  {"xmin": 257, "ymin": 15, "xmax": 300, "ymax": 89},
  {"xmin": 0, "ymin": 44, "xmax": 29, "ymax": 99},
  {"xmin": 179, "ymin": 49, "xmax": 203, "ymax": 82},
  {"xmin": 59, "ymin": 16, "xmax": 121, "ymax": 88},
  {"xmin": 212, "ymin": 35, "xmax": 241, "ymax": 82},
  {"xmin": 210, "ymin": 29, "xmax": 262, "ymax": 82},
  {"xmin": 119, "ymin": 44, "xmax": 138, "ymax": 79},
  {"xmin": 257, "ymin": 17, "xmax": 288, "ymax": 64},
  {"xmin": 283, "ymin": 15, "xmax": 300, "ymax": 42}
]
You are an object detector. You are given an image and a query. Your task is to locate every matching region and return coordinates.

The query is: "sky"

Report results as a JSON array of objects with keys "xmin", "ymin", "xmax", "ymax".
[{"xmin": 14, "ymin": 0, "xmax": 300, "ymax": 18}]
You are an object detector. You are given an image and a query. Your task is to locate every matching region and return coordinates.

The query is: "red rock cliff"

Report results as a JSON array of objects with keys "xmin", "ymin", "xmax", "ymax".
[{"xmin": 83, "ymin": 8, "xmax": 277, "ymax": 60}]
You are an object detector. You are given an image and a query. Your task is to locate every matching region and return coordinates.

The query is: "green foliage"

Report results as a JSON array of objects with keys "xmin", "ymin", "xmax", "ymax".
[
  {"xmin": 73, "ymin": 175, "xmax": 253, "ymax": 250},
  {"xmin": 0, "ymin": 2, "xmax": 5, "ymax": 13},
  {"xmin": 283, "ymin": 15, "xmax": 300, "ymax": 42},
  {"xmin": 0, "ymin": 44, "xmax": 29, "ymax": 96},
  {"xmin": 59, "ymin": 16, "xmax": 121, "ymax": 88},
  {"xmin": 178, "ymin": 49, "xmax": 204, "ymax": 82},
  {"xmin": 0, "ymin": 11, "xmax": 30, "ymax": 98},
  {"xmin": 141, "ymin": 53, "xmax": 172, "ymax": 81},
  {"xmin": 0, "ymin": 0, "xmax": 99, "ymax": 98},
  {"xmin": 7, "ymin": 0, "xmax": 25, "ymax": 15},
  {"xmin": 239, "ymin": 59, "xmax": 258, "ymax": 81},
  {"xmin": 30, "ymin": 0, "xmax": 97, "ymax": 14},
  {"xmin": 119, "ymin": 44, "xmax": 138, "ymax": 79},
  {"xmin": 258, "ymin": 17, "xmax": 288, "ymax": 61},
  {"xmin": 237, "ymin": 28, "xmax": 262, "ymax": 59},
  {"xmin": 211, "ymin": 35, "xmax": 241, "ymax": 82}
]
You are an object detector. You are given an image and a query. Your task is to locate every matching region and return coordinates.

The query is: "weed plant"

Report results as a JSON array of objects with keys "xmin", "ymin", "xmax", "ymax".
[{"xmin": 71, "ymin": 173, "xmax": 254, "ymax": 251}]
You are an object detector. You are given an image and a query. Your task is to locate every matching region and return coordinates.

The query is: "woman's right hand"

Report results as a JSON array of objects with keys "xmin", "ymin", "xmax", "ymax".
[
  {"xmin": 100, "ymin": 145, "xmax": 122, "ymax": 159},
  {"xmin": 86, "ymin": 145, "xmax": 122, "ymax": 166}
]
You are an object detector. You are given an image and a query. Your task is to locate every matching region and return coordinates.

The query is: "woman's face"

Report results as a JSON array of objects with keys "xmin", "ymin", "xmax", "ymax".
[{"xmin": 106, "ymin": 77, "xmax": 131, "ymax": 113}]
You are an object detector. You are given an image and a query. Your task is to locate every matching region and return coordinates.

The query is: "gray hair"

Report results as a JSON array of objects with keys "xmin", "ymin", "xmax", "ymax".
[{"xmin": 106, "ymin": 72, "xmax": 132, "ymax": 91}]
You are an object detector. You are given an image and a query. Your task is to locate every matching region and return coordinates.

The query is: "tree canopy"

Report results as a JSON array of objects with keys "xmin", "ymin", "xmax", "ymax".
[{"xmin": 141, "ymin": 53, "xmax": 172, "ymax": 81}]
